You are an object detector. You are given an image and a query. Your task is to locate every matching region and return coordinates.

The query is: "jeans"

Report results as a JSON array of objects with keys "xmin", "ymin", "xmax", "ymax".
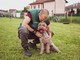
[{"xmin": 18, "ymin": 26, "xmax": 39, "ymax": 50}]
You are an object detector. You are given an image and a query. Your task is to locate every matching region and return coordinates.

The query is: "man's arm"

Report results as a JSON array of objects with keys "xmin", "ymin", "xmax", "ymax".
[
  {"xmin": 22, "ymin": 16, "xmax": 42, "ymax": 37},
  {"xmin": 22, "ymin": 16, "xmax": 34, "ymax": 32}
]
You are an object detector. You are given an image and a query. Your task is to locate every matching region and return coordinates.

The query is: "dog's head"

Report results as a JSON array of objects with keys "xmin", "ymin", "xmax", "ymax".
[{"xmin": 38, "ymin": 22, "xmax": 48, "ymax": 33}]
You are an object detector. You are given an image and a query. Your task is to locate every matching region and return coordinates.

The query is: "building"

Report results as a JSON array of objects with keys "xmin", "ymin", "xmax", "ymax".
[
  {"xmin": 9, "ymin": 9, "xmax": 16, "ymax": 17},
  {"xmin": 66, "ymin": 3, "xmax": 80, "ymax": 14},
  {"xmin": 29, "ymin": 0, "xmax": 68, "ymax": 16},
  {"xmin": 0, "ymin": 10, "xmax": 9, "ymax": 17}
]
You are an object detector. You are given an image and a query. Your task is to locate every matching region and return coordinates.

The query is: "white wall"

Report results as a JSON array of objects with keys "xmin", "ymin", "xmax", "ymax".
[
  {"xmin": 13, "ymin": 12, "xmax": 16, "ymax": 17},
  {"xmin": 55, "ymin": 0, "xmax": 65, "ymax": 14},
  {"xmin": 29, "ymin": 0, "xmax": 65, "ymax": 15},
  {"xmin": 44, "ymin": 2, "xmax": 55, "ymax": 16},
  {"xmin": 16, "ymin": 13, "xmax": 20, "ymax": 18},
  {"xmin": 30, "ymin": 4, "xmax": 43, "ymax": 10}
]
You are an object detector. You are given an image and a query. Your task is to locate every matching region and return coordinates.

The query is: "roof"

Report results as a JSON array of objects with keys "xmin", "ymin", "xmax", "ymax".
[
  {"xmin": 30, "ymin": 0, "xmax": 68, "ymax": 5},
  {"xmin": 30, "ymin": 0, "xmax": 55, "ymax": 5},
  {"xmin": 0, "ymin": 10, "xmax": 8, "ymax": 12},
  {"xmin": 43, "ymin": 0, "xmax": 55, "ymax": 3},
  {"xmin": 30, "ymin": 1, "xmax": 43, "ymax": 5},
  {"xmin": 9, "ymin": 9, "xmax": 16, "ymax": 11},
  {"xmin": 66, "ymin": 3, "xmax": 80, "ymax": 9}
]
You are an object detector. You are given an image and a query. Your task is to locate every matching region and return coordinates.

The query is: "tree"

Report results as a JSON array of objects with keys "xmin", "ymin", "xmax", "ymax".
[
  {"xmin": 22, "ymin": 7, "xmax": 28, "ymax": 12},
  {"xmin": 76, "ymin": 8, "xmax": 80, "ymax": 16}
]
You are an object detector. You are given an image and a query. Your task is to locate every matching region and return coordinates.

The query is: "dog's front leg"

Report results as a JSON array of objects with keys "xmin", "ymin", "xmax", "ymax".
[
  {"xmin": 40, "ymin": 38, "xmax": 44, "ymax": 54},
  {"xmin": 46, "ymin": 42, "xmax": 50, "ymax": 53}
]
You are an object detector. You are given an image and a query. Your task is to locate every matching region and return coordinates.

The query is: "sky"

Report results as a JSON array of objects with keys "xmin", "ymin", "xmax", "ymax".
[{"xmin": 0, "ymin": 0, "xmax": 80, "ymax": 10}]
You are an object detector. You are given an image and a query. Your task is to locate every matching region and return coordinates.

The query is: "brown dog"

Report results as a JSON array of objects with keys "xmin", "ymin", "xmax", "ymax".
[{"xmin": 38, "ymin": 22, "xmax": 51, "ymax": 54}]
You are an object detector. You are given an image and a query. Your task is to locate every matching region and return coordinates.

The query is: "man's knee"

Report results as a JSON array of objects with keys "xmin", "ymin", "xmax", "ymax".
[
  {"xmin": 18, "ymin": 27, "xmax": 29, "ymax": 34},
  {"xmin": 18, "ymin": 27, "xmax": 29, "ymax": 39}
]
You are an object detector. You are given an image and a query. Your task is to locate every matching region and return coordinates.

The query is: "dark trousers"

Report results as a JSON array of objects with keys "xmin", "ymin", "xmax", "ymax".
[{"xmin": 18, "ymin": 26, "xmax": 40, "ymax": 50}]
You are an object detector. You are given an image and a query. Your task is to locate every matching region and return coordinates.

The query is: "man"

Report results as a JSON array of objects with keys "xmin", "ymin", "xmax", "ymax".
[{"xmin": 18, "ymin": 9, "xmax": 60, "ymax": 57}]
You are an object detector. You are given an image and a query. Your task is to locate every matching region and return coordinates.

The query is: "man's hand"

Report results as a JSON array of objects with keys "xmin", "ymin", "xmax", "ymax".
[{"xmin": 35, "ymin": 32, "xmax": 42, "ymax": 38}]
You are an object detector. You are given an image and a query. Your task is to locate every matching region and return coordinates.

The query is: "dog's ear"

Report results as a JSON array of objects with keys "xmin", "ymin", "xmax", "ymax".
[{"xmin": 51, "ymin": 32, "xmax": 54, "ymax": 37}]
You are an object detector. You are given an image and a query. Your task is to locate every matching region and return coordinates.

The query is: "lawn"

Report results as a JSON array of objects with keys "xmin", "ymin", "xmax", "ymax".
[
  {"xmin": 60, "ymin": 16, "xmax": 80, "ymax": 24},
  {"xmin": 0, "ymin": 17, "xmax": 80, "ymax": 60}
]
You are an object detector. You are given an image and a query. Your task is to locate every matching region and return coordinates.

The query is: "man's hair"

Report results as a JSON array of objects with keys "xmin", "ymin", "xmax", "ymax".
[{"xmin": 39, "ymin": 9, "xmax": 49, "ymax": 15}]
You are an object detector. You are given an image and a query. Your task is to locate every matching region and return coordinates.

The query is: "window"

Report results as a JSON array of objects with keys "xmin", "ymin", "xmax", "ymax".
[
  {"xmin": 34, "ymin": 6, "xmax": 36, "ymax": 9},
  {"xmin": 38, "ymin": 5, "xmax": 40, "ymax": 8}
]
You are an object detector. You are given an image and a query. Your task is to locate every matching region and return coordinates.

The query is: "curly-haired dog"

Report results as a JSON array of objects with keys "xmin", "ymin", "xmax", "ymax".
[{"xmin": 38, "ymin": 22, "xmax": 51, "ymax": 54}]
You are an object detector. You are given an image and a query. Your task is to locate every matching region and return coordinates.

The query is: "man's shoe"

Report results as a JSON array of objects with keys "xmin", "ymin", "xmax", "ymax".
[
  {"xmin": 28, "ymin": 42, "xmax": 37, "ymax": 49},
  {"xmin": 24, "ymin": 48, "xmax": 32, "ymax": 57}
]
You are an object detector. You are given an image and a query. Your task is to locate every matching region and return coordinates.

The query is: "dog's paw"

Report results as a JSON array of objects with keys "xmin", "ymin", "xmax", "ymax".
[
  {"xmin": 46, "ymin": 50, "xmax": 50, "ymax": 54},
  {"xmin": 40, "ymin": 52, "xmax": 43, "ymax": 54}
]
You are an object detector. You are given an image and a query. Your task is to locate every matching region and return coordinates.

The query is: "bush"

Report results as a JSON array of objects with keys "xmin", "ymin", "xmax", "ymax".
[{"xmin": 49, "ymin": 16, "xmax": 53, "ymax": 21}]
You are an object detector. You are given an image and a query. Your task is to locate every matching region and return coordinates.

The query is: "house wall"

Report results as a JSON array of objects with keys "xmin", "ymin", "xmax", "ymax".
[
  {"xmin": 55, "ymin": 0, "xmax": 65, "ymax": 14},
  {"xmin": 30, "ymin": 4, "xmax": 43, "ymax": 10},
  {"xmin": 16, "ymin": 13, "xmax": 21, "ymax": 18},
  {"xmin": 44, "ymin": 2, "xmax": 55, "ymax": 16},
  {"xmin": 12, "ymin": 11, "xmax": 16, "ymax": 17},
  {"xmin": 29, "ymin": 0, "xmax": 66, "ymax": 16},
  {"xmin": 9, "ymin": 10, "xmax": 16, "ymax": 17}
]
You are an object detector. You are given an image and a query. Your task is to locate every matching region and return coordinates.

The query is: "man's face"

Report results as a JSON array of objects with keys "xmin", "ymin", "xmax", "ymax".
[{"xmin": 39, "ymin": 14, "xmax": 48, "ymax": 22}]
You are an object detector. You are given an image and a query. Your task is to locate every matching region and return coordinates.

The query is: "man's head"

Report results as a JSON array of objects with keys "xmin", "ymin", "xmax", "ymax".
[{"xmin": 39, "ymin": 9, "xmax": 49, "ymax": 22}]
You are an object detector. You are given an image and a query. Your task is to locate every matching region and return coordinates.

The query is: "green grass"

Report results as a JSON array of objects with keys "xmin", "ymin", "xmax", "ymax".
[
  {"xmin": 0, "ymin": 17, "xmax": 80, "ymax": 60},
  {"xmin": 60, "ymin": 16, "xmax": 80, "ymax": 24}
]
